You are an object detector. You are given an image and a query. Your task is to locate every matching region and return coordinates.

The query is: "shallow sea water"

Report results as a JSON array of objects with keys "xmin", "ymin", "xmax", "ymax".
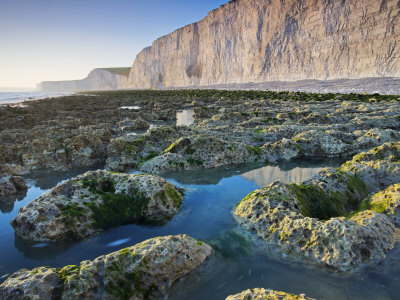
[
  {"xmin": 0, "ymin": 161, "xmax": 399, "ymax": 299},
  {"xmin": 0, "ymin": 92, "xmax": 72, "ymax": 105}
]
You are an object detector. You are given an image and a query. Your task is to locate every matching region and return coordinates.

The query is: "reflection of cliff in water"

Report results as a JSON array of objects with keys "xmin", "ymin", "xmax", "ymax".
[
  {"xmin": 164, "ymin": 159, "xmax": 341, "ymax": 186},
  {"xmin": 241, "ymin": 159, "xmax": 341, "ymax": 188},
  {"xmin": 164, "ymin": 164, "xmax": 263, "ymax": 185}
]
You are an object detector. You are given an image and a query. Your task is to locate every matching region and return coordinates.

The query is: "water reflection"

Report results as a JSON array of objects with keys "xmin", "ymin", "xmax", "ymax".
[
  {"xmin": 241, "ymin": 159, "xmax": 340, "ymax": 187},
  {"xmin": 0, "ymin": 161, "xmax": 398, "ymax": 300},
  {"xmin": 120, "ymin": 106, "xmax": 140, "ymax": 110},
  {"xmin": 176, "ymin": 108, "xmax": 194, "ymax": 126}
]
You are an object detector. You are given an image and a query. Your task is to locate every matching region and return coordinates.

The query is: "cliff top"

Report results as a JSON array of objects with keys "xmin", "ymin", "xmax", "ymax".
[{"xmin": 100, "ymin": 68, "xmax": 131, "ymax": 76}]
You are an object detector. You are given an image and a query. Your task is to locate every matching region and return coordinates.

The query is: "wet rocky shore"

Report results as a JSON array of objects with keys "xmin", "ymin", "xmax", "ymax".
[{"xmin": 0, "ymin": 89, "xmax": 399, "ymax": 299}]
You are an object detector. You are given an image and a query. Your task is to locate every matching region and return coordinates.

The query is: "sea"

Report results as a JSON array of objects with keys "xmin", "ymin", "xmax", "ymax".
[{"xmin": 0, "ymin": 92, "xmax": 73, "ymax": 105}]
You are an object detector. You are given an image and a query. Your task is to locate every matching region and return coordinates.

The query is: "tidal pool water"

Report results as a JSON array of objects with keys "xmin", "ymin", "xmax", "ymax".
[
  {"xmin": 0, "ymin": 161, "xmax": 399, "ymax": 299},
  {"xmin": 176, "ymin": 108, "xmax": 194, "ymax": 126}
]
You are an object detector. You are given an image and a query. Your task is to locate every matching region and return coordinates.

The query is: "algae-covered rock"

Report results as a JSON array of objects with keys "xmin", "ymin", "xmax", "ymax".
[
  {"xmin": 0, "ymin": 234, "xmax": 212, "ymax": 300},
  {"xmin": 292, "ymin": 130, "xmax": 350, "ymax": 157},
  {"xmin": 11, "ymin": 170, "xmax": 184, "ymax": 242},
  {"xmin": 362, "ymin": 184, "xmax": 400, "ymax": 227},
  {"xmin": 226, "ymin": 288, "xmax": 315, "ymax": 300},
  {"xmin": 234, "ymin": 182, "xmax": 395, "ymax": 271},
  {"xmin": 233, "ymin": 144, "xmax": 400, "ymax": 271},
  {"xmin": 304, "ymin": 167, "xmax": 368, "ymax": 209},
  {"xmin": 141, "ymin": 134, "xmax": 266, "ymax": 174},
  {"xmin": 341, "ymin": 142, "xmax": 400, "ymax": 192},
  {"xmin": 105, "ymin": 134, "xmax": 145, "ymax": 171}
]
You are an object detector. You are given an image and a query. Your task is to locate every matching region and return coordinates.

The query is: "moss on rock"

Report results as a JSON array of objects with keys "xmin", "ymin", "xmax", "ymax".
[{"xmin": 289, "ymin": 184, "xmax": 345, "ymax": 220}]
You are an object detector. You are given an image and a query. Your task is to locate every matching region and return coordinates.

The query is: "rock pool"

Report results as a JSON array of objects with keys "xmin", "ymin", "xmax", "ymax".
[{"xmin": 0, "ymin": 160, "xmax": 399, "ymax": 299}]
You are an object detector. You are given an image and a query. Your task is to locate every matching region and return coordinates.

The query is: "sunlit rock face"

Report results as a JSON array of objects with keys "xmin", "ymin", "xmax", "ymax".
[
  {"xmin": 38, "ymin": 68, "xmax": 130, "ymax": 92},
  {"xmin": 127, "ymin": 0, "xmax": 400, "ymax": 88}
]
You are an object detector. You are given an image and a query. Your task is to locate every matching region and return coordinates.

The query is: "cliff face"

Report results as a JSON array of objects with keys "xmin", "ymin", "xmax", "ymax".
[
  {"xmin": 127, "ymin": 0, "xmax": 400, "ymax": 88},
  {"xmin": 38, "ymin": 68, "xmax": 130, "ymax": 92}
]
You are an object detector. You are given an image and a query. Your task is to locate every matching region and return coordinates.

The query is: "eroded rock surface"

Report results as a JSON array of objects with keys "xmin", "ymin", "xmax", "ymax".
[
  {"xmin": 341, "ymin": 142, "xmax": 400, "ymax": 192},
  {"xmin": 226, "ymin": 288, "xmax": 315, "ymax": 300},
  {"xmin": 12, "ymin": 170, "xmax": 184, "ymax": 242},
  {"xmin": 0, "ymin": 234, "xmax": 212, "ymax": 300},
  {"xmin": 362, "ymin": 184, "xmax": 400, "ymax": 227}
]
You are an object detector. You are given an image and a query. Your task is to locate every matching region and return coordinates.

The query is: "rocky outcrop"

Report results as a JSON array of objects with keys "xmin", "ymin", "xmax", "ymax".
[
  {"xmin": 0, "ymin": 174, "xmax": 27, "ymax": 198},
  {"xmin": 0, "ymin": 234, "xmax": 212, "ymax": 300},
  {"xmin": 105, "ymin": 134, "xmax": 146, "ymax": 171},
  {"xmin": 361, "ymin": 184, "xmax": 400, "ymax": 227},
  {"xmin": 341, "ymin": 142, "xmax": 400, "ymax": 193},
  {"xmin": 234, "ymin": 143, "xmax": 400, "ymax": 271},
  {"xmin": 127, "ymin": 0, "xmax": 400, "ymax": 88},
  {"xmin": 11, "ymin": 170, "xmax": 184, "ymax": 242},
  {"xmin": 140, "ymin": 134, "xmax": 267, "ymax": 174},
  {"xmin": 226, "ymin": 288, "xmax": 315, "ymax": 300},
  {"xmin": 38, "ymin": 68, "xmax": 130, "ymax": 92}
]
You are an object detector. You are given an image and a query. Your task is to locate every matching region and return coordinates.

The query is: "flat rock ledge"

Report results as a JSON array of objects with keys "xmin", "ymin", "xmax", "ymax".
[
  {"xmin": 234, "ymin": 142, "xmax": 400, "ymax": 272},
  {"xmin": 0, "ymin": 174, "xmax": 27, "ymax": 198},
  {"xmin": 0, "ymin": 234, "xmax": 212, "ymax": 300},
  {"xmin": 226, "ymin": 288, "xmax": 315, "ymax": 300},
  {"xmin": 11, "ymin": 170, "xmax": 184, "ymax": 242}
]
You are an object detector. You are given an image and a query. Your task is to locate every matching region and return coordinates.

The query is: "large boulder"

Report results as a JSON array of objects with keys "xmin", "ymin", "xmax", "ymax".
[
  {"xmin": 234, "ymin": 145, "xmax": 400, "ymax": 271},
  {"xmin": 0, "ymin": 234, "xmax": 212, "ymax": 300},
  {"xmin": 226, "ymin": 288, "xmax": 315, "ymax": 300},
  {"xmin": 11, "ymin": 170, "xmax": 184, "ymax": 242},
  {"xmin": 234, "ymin": 182, "xmax": 395, "ymax": 271}
]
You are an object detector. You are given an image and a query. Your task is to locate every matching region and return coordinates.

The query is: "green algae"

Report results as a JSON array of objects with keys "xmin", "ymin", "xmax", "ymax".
[
  {"xmin": 105, "ymin": 254, "xmax": 143, "ymax": 299},
  {"xmin": 78, "ymin": 177, "xmax": 149, "ymax": 230},
  {"xmin": 55, "ymin": 265, "xmax": 81, "ymax": 284},
  {"xmin": 246, "ymin": 146, "xmax": 263, "ymax": 158},
  {"xmin": 289, "ymin": 184, "xmax": 345, "ymax": 220},
  {"xmin": 207, "ymin": 230, "xmax": 250, "ymax": 259},
  {"xmin": 164, "ymin": 142, "xmax": 176, "ymax": 153},
  {"xmin": 187, "ymin": 157, "xmax": 203, "ymax": 166},
  {"xmin": 157, "ymin": 183, "xmax": 183, "ymax": 208}
]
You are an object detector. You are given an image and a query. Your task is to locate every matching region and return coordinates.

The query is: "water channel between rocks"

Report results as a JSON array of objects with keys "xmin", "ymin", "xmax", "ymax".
[{"xmin": 0, "ymin": 160, "xmax": 399, "ymax": 300}]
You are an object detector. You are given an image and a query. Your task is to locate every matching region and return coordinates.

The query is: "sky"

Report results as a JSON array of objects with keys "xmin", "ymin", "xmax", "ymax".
[{"xmin": 0, "ymin": 0, "xmax": 228, "ymax": 89}]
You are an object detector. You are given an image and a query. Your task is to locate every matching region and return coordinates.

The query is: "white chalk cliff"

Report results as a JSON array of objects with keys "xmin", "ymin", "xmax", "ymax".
[
  {"xmin": 127, "ymin": 0, "xmax": 400, "ymax": 88},
  {"xmin": 38, "ymin": 68, "xmax": 130, "ymax": 92}
]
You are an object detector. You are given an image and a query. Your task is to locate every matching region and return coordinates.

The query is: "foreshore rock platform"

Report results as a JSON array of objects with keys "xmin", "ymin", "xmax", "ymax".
[{"xmin": 0, "ymin": 234, "xmax": 212, "ymax": 299}]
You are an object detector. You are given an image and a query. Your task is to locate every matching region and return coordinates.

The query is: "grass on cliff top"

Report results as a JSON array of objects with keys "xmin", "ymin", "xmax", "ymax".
[
  {"xmin": 101, "ymin": 67, "xmax": 131, "ymax": 76},
  {"xmin": 81, "ymin": 89, "xmax": 399, "ymax": 103}
]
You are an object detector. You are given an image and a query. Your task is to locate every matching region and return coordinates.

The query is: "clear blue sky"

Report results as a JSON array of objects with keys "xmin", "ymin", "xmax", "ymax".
[{"xmin": 0, "ymin": 0, "xmax": 228, "ymax": 88}]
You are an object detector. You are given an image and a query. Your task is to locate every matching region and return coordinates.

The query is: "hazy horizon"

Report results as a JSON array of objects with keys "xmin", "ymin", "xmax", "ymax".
[{"xmin": 0, "ymin": 0, "xmax": 228, "ymax": 89}]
